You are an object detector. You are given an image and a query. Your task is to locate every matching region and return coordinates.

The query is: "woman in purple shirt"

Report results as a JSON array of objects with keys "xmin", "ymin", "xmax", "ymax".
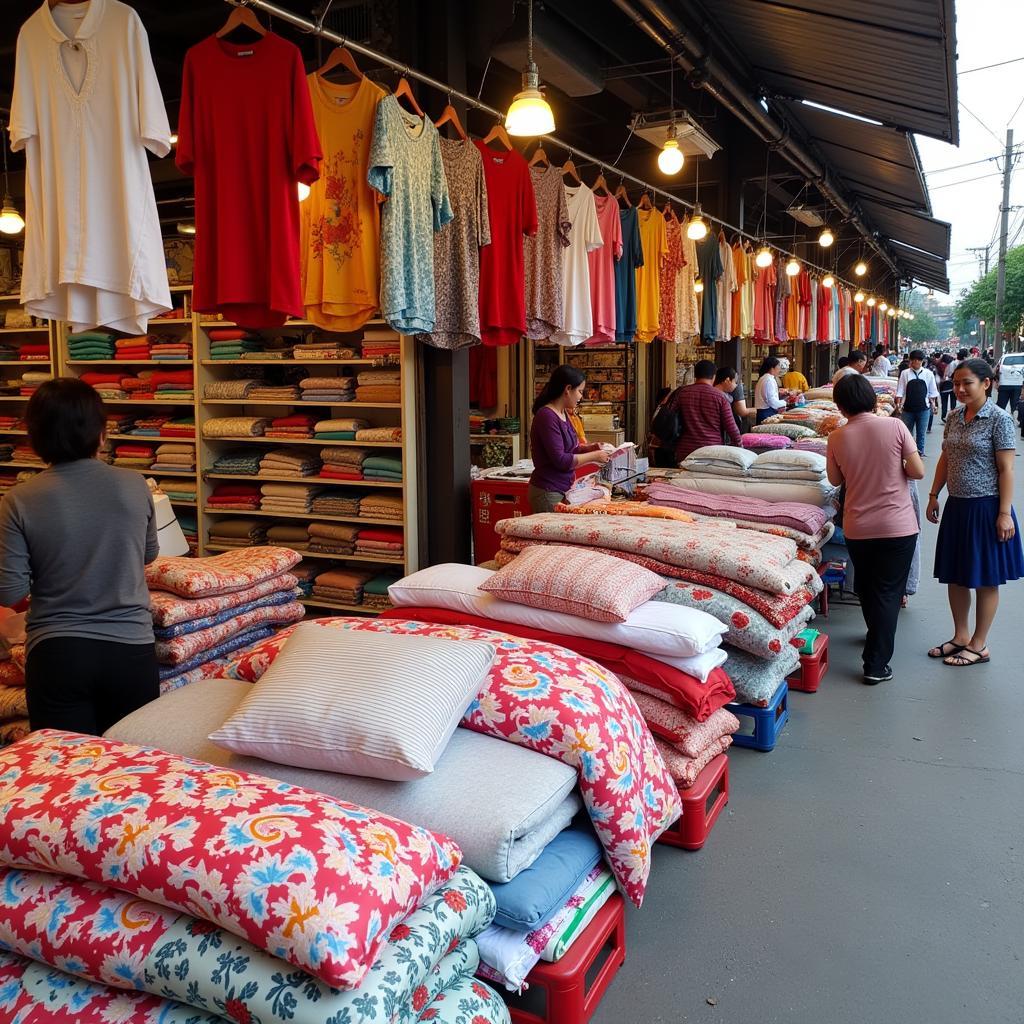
[{"xmin": 529, "ymin": 365, "xmax": 610, "ymax": 512}]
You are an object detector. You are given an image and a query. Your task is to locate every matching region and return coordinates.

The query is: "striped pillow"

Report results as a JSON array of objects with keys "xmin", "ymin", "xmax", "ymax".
[{"xmin": 209, "ymin": 621, "xmax": 495, "ymax": 780}]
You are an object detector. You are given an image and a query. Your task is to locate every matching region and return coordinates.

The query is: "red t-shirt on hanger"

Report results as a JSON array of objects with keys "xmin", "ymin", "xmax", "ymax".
[
  {"xmin": 176, "ymin": 32, "xmax": 322, "ymax": 328},
  {"xmin": 474, "ymin": 143, "xmax": 538, "ymax": 346}
]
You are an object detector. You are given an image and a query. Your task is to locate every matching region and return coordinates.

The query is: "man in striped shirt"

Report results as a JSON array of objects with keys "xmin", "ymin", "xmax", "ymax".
[{"xmin": 670, "ymin": 360, "xmax": 742, "ymax": 463}]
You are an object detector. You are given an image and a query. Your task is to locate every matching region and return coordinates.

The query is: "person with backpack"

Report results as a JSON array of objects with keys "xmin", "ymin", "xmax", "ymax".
[
  {"xmin": 896, "ymin": 349, "xmax": 940, "ymax": 457},
  {"xmin": 646, "ymin": 386, "xmax": 681, "ymax": 468}
]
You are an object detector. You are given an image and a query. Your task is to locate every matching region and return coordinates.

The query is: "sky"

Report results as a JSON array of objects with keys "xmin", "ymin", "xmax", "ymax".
[{"xmin": 914, "ymin": 0, "xmax": 1024, "ymax": 302}]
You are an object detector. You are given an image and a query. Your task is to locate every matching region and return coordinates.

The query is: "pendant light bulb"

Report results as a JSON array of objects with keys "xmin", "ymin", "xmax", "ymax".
[
  {"xmin": 785, "ymin": 257, "xmax": 800, "ymax": 277},
  {"xmin": 887, "ymin": 307, "xmax": 896, "ymax": 318},
  {"xmin": 657, "ymin": 131, "xmax": 684, "ymax": 175},
  {"xmin": 755, "ymin": 245, "xmax": 773, "ymax": 269},
  {"xmin": 505, "ymin": 0, "xmax": 555, "ymax": 137},
  {"xmin": 879, "ymin": 301, "xmax": 888, "ymax": 312},
  {"xmin": 866, "ymin": 296, "xmax": 876, "ymax": 307},
  {"xmin": 822, "ymin": 273, "xmax": 835, "ymax": 289},
  {"xmin": 297, "ymin": 181, "xmax": 311, "ymax": 202},
  {"xmin": 693, "ymin": 277, "xmax": 704, "ymax": 294},
  {"xmin": 854, "ymin": 291, "xmax": 865, "ymax": 303},
  {"xmin": 0, "ymin": 196, "xmax": 24, "ymax": 235},
  {"xmin": 854, "ymin": 260, "xmax": 867, "ymax": 276},
  {"xmin": 687, "ymin": 203, "xmax": 708, "ymax": 240},
  {"xmin": 818, "ymin": 226, "xmax": 834, "ymax": 248}
]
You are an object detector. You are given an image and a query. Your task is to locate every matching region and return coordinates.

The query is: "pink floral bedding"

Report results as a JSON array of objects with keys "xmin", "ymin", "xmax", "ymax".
[
  {"xmin": 654, "ymin": 735, "xmax": 733, "ymax": 788},
  {"xmin": 145, "ymin": 547, "xmax": 302, "ymax": 597},
  {"xmin": 150, "ymin": 572, "xmax": 299, "ymax": 626},
  {"xmin": 219, "ymin": 617, "xmax": 682, "ymax": 907}
]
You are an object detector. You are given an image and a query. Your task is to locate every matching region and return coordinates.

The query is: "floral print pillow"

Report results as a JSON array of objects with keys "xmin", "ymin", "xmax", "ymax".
[{"xmin": 145, "ymin": 547, "xmax": 302, "ymax": 597}]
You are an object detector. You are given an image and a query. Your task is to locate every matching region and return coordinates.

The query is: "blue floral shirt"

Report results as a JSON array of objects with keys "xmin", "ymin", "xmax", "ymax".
[{"xmin": 941, "ymin": 399, "xmax": 1017, "ymax": 498}]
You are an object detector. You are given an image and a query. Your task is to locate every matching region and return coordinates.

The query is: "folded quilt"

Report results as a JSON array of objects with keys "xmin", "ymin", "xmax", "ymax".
[
  {"xmin": 158, "ymin": 657, "xmax": 235, "ymax": 694},
  {"xmin": 654, "ymin": 734, "xmax": 733, "ymax": 787},
  {"xmin": 356, "ymin": 385, "xmax": 402, "ymax": 402},
  {"xmin": 202, "ymin": 416, "xmax": 268, "ymax": 437},
  {"xmin": 154, "ymin": 590, "xmax": 298, "ymax": 639},
  {"xmin": 647, "ymin": 482, "xmax": 829, "ymax": 535},
  {"xmin": 721, "ymin": 643, "xmax": 801, "ymax": 705},
  {"xmin": 206, "ymin": 516, "xmax": 267, "ymax": 539},
  {"xmin": 627, "ymin": 689, "xmax": 739, "ymax": 757},
  {"xmin": 146, "ymin": 546, "xmax": 302, "ymax": 597},
  {"xmin": 555, "ymin": 500, "xmax": 694, "ymax": 523},
  {"xmin": 262, "ymin": 446, "xmax": 321, "ymax": 468},
  {"xmin": 309, "ymin": 521, "xmax": 360, "ymax": 541},
  {"xmin": 204, "ymin": 378, "xmax": 256, "ymax": 399}
]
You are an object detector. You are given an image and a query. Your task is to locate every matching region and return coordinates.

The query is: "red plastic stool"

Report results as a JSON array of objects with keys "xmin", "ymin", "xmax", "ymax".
[
  {"xmin": 787, "ymin": 634, "xmax": 830, "ymax": 693},
  {"xmin": 506, "ymin": 894, "xmax": 626, "ymax": 1024},
  {"xmin": 656, "ymin": 753, "xmax": 730, "ymax": 851}
]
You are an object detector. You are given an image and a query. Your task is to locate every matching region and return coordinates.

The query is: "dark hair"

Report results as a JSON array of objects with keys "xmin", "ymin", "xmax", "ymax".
[
  {"xmin": 694, "ymin": 359, "xmax": 717, "ymax": 380},
  {"xmin": 957, "ymin": 348, "xmax": 969, "ymax": 360},
  {"xmin": 26, "ymin": 378, "xmax": 106, "ymax": 464},
  {"xmin": 837, "ymin": 355, "xmax": 849, "ymax": 368},
  {"xmin": 953, "ymin": 358, "xmax": 995, "ymax": 390},
  {"xmin": 713, "ymin": 366, "xmax": 737, "ymax": 386},
  {"xmin": 757, "ymin": 357, "xmax": 780, "ymax": 376},
  {"xmin": 654, "ymin": 386, "xmax": 672, "ymax": 405},
  {"xmin": 833, "ymin": 372, "xmax": 878, "ymax": 416},
  {"xmin": 847, "ymin": 350, "xmax": 867, "ymax": 366},
  {"xmin": 872, "ymin": 346, "xmax": 884, "ymax": 357},
  {"xmin": 909, "ymin": 349, "xmax": 925, "ymax": 361},
  {"xmin": 940, "ymin": 353, "xmax": 954, "ymax": 364},
  {"xmin": 533, "ymin": 364, "xmax": 585, "ymax": 415}
]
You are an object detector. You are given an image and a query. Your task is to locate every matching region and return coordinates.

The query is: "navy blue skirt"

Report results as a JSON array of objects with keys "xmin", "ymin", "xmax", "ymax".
[{"xmin": 934, "ymin": 495, "xmax": 1024, "ymax": 587}]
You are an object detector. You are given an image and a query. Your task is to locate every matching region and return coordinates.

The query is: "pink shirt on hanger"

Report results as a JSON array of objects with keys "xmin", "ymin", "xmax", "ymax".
[{"xmin": 586, "ymin": 193, "xmax": 623, "ymax": 344}]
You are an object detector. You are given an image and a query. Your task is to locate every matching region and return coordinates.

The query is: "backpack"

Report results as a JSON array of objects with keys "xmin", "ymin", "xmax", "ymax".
[
  {"xmin": 651, "ymin": 392, "xmax": 683, "ymax": 448},
  {"xmin": 903, "ymin": 370, "xmax": 929, "ymax": 413}
]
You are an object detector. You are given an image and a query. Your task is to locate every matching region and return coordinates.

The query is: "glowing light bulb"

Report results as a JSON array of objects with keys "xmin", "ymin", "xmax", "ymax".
[
  {"xmin": 755, "ymin": 246, "xmax": 773, "ymax": 269},
  {"xmin": 854, "ymin": 291, "xmax": 865, "ymax": 303},
  {"xmin": 822, "ymin": 274, "xmax": 835, "ymax": 288},
  {"xmin": 854, "ymin": 261, "xmax": 867, "ymax": 276},
  {"xmin": 687, "ymin": 203, "xmax": 708, "ymax": 240},
  {"xmin": 866, "ymin": 296, "xmax": 876, "ymax": 307},
  {"xmin": 693, "ymin": 278, "xmax": 704, "ymax": 294},
  {"xmin": 879, "ymin": 302, "xmax": 888, "ymax": 312},
  {"xmin": 785, "ymin": 258, "xmax": 800, "ymax": 277},
  {"xmin": 818, "ymin": 226, "xmax": 834, "ymax": 248},
  {"xmin": 0, "ymin": 198, "xmax": 24, "ymax": 235},
  {"xmin": 657, "ymin": 126, "xmax": 684, "ymax": 175}
]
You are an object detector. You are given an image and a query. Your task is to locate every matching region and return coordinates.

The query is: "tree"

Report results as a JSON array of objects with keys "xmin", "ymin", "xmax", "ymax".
[
  {"xmin": 901, "ymin": 308, "xmax": 940, "ymax": 343},
  {"xmin": 954, "ymin": 244, "xmax": 1024, "ymax": 339}
]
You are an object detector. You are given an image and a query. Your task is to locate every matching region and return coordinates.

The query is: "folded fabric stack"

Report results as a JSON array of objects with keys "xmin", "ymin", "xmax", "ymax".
[
  {"xmin": 204, "ymin": 377, "xmax": 256, "ymax": 400},
  {"xmin": 248, "ymin": 382, "xmax": 300, "ymax": 401},
  {"xmin": 115, "ymin": 334, "xmax": 151, "ymax": 360},
  {"xmin": 793, "ymin": 436, "xmax": 828, "ymax": 455},
  {"xmin": 67, "ymin": 330, "xmax": 116, "ymax": 359},
  {"xmin": 105, "ymin": 412, "xmax": 134, "ymax": 435},
  {"xmin": 258, "ymin": 446, "xmax": 322, "ymax": 477},
  {"xmin": 0, "ymin": 470, "xmax": 35, "ymax": 495},
  {"xmin": 260, "ymin": 482, "xmax": 322, "ymax": 514},
  {"xmin": 202, "ymin": 415, "xmax": 269, "ymax": 438},
  {"xmin": 126, "ymin": 413, "xmax": 169, "ymax": 437},
  {"xmin": 356, "ymin": 526, "xmax": 404, "ymax": 559},
  {"xmin": 761, "ymin": 405, "xmax": 846, "ymax": 436},
  {"xmin": 150, "ymin": 442, "xmax": 195, "ymax": 473},
  {"xmin": 9, "ymin": 446, "xmax": 42, "ymax": 466},
  {"xmin": 207, "ymin": 482, "xmax": 261, "ymax": 510},
  {"xmin": 150, "ymin": 368, "xmax": 194, "ymax": 402},
  {"xmin": 112, "ymin": 442, "xmax": 154, "ymax": 469},
  {"xmin": 314, "ymin": 416, "xmax": 367, "ymax": 440},
  {"xmin": 360, "ymin": 492, "xmax": 404, "ymax": 521},
  {"xmin": 363, "ymin": 571, "xmax": 402, "ymax": 609},
  {"xmin": 308, "ymin": 521, "xmax": 359, "ymax": 555},
  {"xmin": 266, "ymin": 522, "xmax": 311, "ymax": 550},
  {"xmin": 356, "ymin": 368, "xmax": 401, "ymax": 403},
  {"xmin": 212, "ymin": 448, "xmax": 262, "ymax": 474},
  {"xmin": 740, "ymin": 432, "xmax": 792, "ymax": 452},
  {"xmin": 299, "ymin": 375, "xmax": 356, "ymax": 403},
  {"xmin": 292, "ymin": 339, "xmax": 356, "ymax": 359},
  {"xmin": 311, "ymin": 567, "xmax": 374, "ymax": 605},
  {"xmin": 266, "ymin": 413, "xmax": 316, "ymax": 438},
  {"xmin": 208, "ymin": 517, "xmax": 267, "ymax": 549},
  {"xmin": 207, "ymin": 327, "xmax": 260, "ymax": 359},
  {"xmin": 80, "ymin": 370, "xmax": 127, "ymax": 400},
  {"xmin": 0, "ymin": 415, "xmax": 23, "ymax": 430},
  {"xmin": 17, "ymin": 371, "xmax": 51, "ymax": 396},
  {"xmin": 356, "ymin": 424, "xmax": 403, "ymax": 442},
  {"xmin": 290, "ymin": 558, "xmax": 323, "ymax": 595},
  {"xmin": 158, "ymin": 415, "xmax": 195, "ymax": 438},
  {"xmin": 156, "ymin": 477, "xmax": 197, "ymax": 503},
  {"xmin": 16, "ymin": 343, "xmax": 50, "ymax": 362},
  {"xmin": 150, "ymin": 334, "xmax": 192, "ymax": 361},
  {"xmin": 364, "ymin": 454, "xmax": 403, "ymax": 481},
  {"xmin": 361, "ymin": 327, "xmax": 401, "ymax": 361},
  {"xmin": 320, "ymin": 445, "xmax": 367, "ymax": 479},
  {"xmin": 311, "ymin": 490, "xmax": 361, "ymax": 516}
]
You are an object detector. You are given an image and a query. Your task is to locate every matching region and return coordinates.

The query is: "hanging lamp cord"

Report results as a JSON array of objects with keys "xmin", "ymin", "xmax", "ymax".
[{"xmin": 527, "ymin": 0, "xmax": 534, "ymax": 69}]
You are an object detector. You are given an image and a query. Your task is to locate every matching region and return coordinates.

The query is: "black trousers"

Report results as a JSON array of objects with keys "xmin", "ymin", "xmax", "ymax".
[
  {"xmin": 995, "ymin": 386, "xmax": 1020, "ymax": 413},
  {"xmin": 940, "ymin": 386, "xmax": 955, "ymax": 419},
  {"xmin": 26, "ymin": 636, "xmax": 159, "ymax": 736},
  {"xmin": 845, "ymin": 535, "xmax": 918, "ymax": 675}
]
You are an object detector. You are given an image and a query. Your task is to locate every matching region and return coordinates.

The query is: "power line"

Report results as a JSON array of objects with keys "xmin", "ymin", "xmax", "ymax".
[
  {"xmin": 960, "ymin": 102, "xmax": 1006, "ymax": 147},
  {"xmin": 1009, "ymin": 90, "xmax": 1024, "ymax": 128},
  {"xmin": 925, "ymin": 147, "xmax": 1024, "ymax": 175},
  {"xmin": 958, "ymin": 55, "xmax": 1024, "ymax": 76},
  {"xmin": 929, "ymin": 171, "xmax": 1004, "ymax": 190}
]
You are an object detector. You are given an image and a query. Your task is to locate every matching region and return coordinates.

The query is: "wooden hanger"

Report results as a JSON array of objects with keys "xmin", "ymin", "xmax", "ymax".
[
  {"xmin": 528, "ymin": 144, "xmax": 550, "ymax": 168},
  {"xmin": 317, "ymin": 44, "xmax": 363, "ymax": 81},
  {"xmin": 393, "ymin": 75, "xmax": 424, "ymax": 118},
  {"xmin": 592, "ymin": 170, "xmax": 611, "ymax": 196},
  {"xmin": 481, "ymin": 120, "xmax": 513, "ymax": 151},
  {"xmin": 638, "ymin": 190, "xmax": 653, "ymax": 210},
  {"xmin": 216, "ymin": 4, "xmax": 266, "ymax": 37},
  {"xmin": 561, "ymin": 156, "xmax": 582, "ymax": 185},
  {"xmin": 613, "ymin": 182, "xmax": 632, "ymax": 208},
  {"xmin": 434, "ymin": 98, "xmax": 468, "ymax": 140}
]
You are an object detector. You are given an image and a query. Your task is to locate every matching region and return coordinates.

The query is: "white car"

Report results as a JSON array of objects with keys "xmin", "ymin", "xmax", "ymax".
[{"xmin": 997, "ymin": 353, "xmax": 1024, "ymax": 389}]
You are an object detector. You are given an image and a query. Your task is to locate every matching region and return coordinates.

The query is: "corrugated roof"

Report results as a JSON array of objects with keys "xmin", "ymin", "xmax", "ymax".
[
  {"xmin": 888, "ymin": 240, "xmax": 951, "ymax": 294},
  {"xmin": 859, "ymin": 199, "xmax": 951, "ymax": 260},
  {"xmin": 701, "ymin": 0, "xmax": 958, "ymax": 144}
]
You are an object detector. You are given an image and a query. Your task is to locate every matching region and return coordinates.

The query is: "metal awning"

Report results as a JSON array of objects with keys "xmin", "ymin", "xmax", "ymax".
[
  {"xmin": 859, "ymin": 199, "xmax": 951, "ymax": 260},
  {"xmin": 698, "ymin": 0, "xmax": 959, "ymax": 144},
  {"xmin": 888, "ymin": 240, "xmax": 951, "ymax": 293}
]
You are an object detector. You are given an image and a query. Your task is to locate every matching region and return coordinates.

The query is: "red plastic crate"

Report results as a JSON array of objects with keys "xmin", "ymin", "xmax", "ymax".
[
  {"xmin": 471, "ymin": 477, "xmax": 531, "ymax": 564},
  {"xmin": 506, "ymin": 894, "xmax": 626, "ymax": 1024},
  {"xmin": 657, "ymin": 752, "xmax": 730, "ymax": 851},
  {"xmin": 787, "ymin": 633, "xmax": 829, "ymax": 693}
]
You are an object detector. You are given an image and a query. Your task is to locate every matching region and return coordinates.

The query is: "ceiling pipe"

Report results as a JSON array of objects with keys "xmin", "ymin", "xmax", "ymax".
[{"xmin": 610, "ymin": 0, "xmax": 901, "ymax": 277}]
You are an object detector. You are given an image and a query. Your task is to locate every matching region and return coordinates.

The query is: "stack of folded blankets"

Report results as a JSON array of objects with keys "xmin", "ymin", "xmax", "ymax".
[
  {"xmin": 260, "ymin": 482, "xmax": 322, "ymax": 514},
  {"xmin": 207, "ymin": 482, "xmax": 260, "ymax": 510},
  {"xmin": 356, "ymin": 526, "xmax": 404, "ymax": 559},
  {"xmin": 151, "ymin": 368, "xmax": 194, "ymax": 402},
  {"xmin": 292, "ymin": 338, "xmax": 358, "ymax": 359},
  {"xmin": 112, "ymin": 442, "xmax": 154, "ymax": 469},
  {"xmin": 202, "ymin": 416, "xmax": 269, "ymax": 438},
  {"xmin": 266, "ymin": 413, "xmax": 316, "ymax": 439},
  {"xmin": 151, "ymin": 334, "xmax": 192, "ymax": 361},
  {"xmin": 213, "ymin": 448, "xmax": 263, "ymax": 475},
  {"xmin": 320, "ymin": 446, "xmax": 367, "ymax": 479},
  {"xmin": 207, "ymin": 328, "xmax": 262, "ymax": 359},
  {"xmin": 126, "ymin": 414, "xmax": 168, "ymax": 437},
  {"xmin": 105, "ymin": 412, "xmax": 134, "ymax": 435},
  {"xmin": 115, "ymin": 335, "xmax": 152, "ymax": 360},
  {"xmin": 146, "ymin": 547, "xmax": 304, "ymax": 690},
  {"xmin": 0, "ymin": 415, "xmax": 22, "ymax": 431},
  {"xmin": 311, "ymin": 490, "xmax": 361, "ymax": 516},
  {"xmin": 159, "ymin": 415, "xmax": 195, "ymax": 438},
  {"xmin": 793, "ymin": 436, "xmax": 828, "ymax": 455},
  {"xmin": 67, "ymin": 330, "xmax": 116, "ymax": 360},
  {"xmin": 80, "ymin": 370, "xmax": 127, "ymax": 400},
  {"xmin": 156, "ymin": 477, "xmax": 197, "ymax": 503},
  {"xmin": 740, "ymin": 432, "xmax": 792, "ymax": 452},
  {"xmin": 361, "ymin": 327, "xmax": 401, "ymax": 361},
  {"xmin": 258, "ymin": 446, "xmax": 321, "ymax": 477},
  {"xmin": 266, "ymin": 522, "xmax": 310, "ymax": 550},
  {"xmin": 119, "ymin": 373, "xmax": 153, "ymax": 399},
  {"xmin": 363, "ymin": 572, "xmax": 402, "ymax": 610},
  {"xmin": 308, "ymin": 522, "xmax": 358, "ymax": 555},
  {"xmin": 208, "ymin": 517, "xmax": 268, "ymax": 549},
  {"xmin": 248, "ymin": 381, "xmax": 300, "ymax": 401},
  {"xmin": 314, "ymin": 416, "xmax": 367, "ymax": 439},
  {"xmin": 204, "ymin": 378, "xmax": 257, "ymax": 401},
  {"xmin": 300, "ymin": 375, "xmax": 355, "ymax": 402},
  {"xmin": 150, "ymin": 442, "xmax": 195, "ymax": 473},
  {"xmin": 365, "ymin": 454, "xmax": 403, "ymax": 482},
  {"xmin": 310, "ymin": 567, "xmax": 374, "ymax": 605},
  {"xmin": 360, "ymin": 492, "xmax": 404, "ymax": 522},
  {"xmin": 290, "ymin": 558, "xmax": 322, "ymax": 595},
  {"xmin": 9, "ymin": 446, "xmax": 42, "ymax": 467},
  {"xmin": 356, "ymin": 368, "xmax": 401, "ymax": 403},
  {"xmin": 17, "ymin": 371, "xmax": 51, "ymax": 396},
  {"xmin": 356, "ymin": 424, "xmax": 403, "ymax": 442},
  {"xmin": 16, "ymin": 343, "xmax": 49, "ymax": 362}
]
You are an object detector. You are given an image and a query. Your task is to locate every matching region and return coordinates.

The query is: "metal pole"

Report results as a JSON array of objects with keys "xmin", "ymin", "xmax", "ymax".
[{"xmin": 993, "ymin": 128, "xmax": 1014, "ymax": 362}]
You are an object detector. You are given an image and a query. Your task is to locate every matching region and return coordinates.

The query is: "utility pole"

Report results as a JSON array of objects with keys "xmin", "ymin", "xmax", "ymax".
[
  {"xmin": 967, "ymin": 246, "xmax": 991, "ymax": 276},
  {"xmin": 994, "ymin": 128, "xmax": 1014, "ymax": 362}
]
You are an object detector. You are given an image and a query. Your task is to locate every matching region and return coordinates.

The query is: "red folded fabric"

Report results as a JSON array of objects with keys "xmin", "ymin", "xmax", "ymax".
[
  {"xmin": 17, "ymin": 344, "xmax": 51, "ymax": 355},
  {"xmin": 317, "ymin": 468, "xmax": 363, "ymax": 480},
  {"xmin": 207, "ymin": 329, "xmax": 250, "ymax": 341},
  {"xmin": 150, "ymin": 370, "xmax": 194, "ymax": 387},
  {"xmin": 115, "ymin": 446, "xmax": 155, "ymax": 456},
  {"xmin": 357, "ymin": 527, "xmax": 404, "ymax": 543},
  {"xmin": 116, "ymin": 352, "xmax": 151, "ymax": 360},
  {"xmin": 210, "ymin": 484, "xmax": 261, "ymax": 498},
  {"xmin": 381, "ymin": 607, "xmax": 736, "ymax": 723},
  {"xmin": 81, "ymin": 372, "xmax": 126, "ymax": 386},
  {"xmin": 271, "ymin": 415, "xmax": 317, "ymax": 428}
]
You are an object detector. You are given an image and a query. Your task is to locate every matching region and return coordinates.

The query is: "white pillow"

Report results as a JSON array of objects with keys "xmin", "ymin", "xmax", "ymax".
[
  {"xmin": 658, "ymin": 646, "xmax": 728, "ymax": 683},
  {"xmin": 752, "ymin": 449, "xmax": 827, "ymax": 473},
  {"xmin": 684, "ymin": 445, "xmax": 757, "ymax": 470},
  {"xmin": 388, "ymin": 563, "xmax": 727, "ymax": 658},
  {"xmin": 209, "ymin": 621, "xmax": 495, "ymax": 781}
]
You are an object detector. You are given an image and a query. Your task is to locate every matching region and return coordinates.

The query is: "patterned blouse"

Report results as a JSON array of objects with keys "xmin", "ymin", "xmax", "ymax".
[{"xmin": 942, "ymin": 399, "xmax": 1017, "ymax": 498}]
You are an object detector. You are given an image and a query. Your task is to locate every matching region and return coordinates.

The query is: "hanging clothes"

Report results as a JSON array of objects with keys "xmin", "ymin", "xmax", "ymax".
[
  {"xmin": 178, "ymin": 31, "xmax": 321, "ymax": 328},
  {"xmin": 634, "ymin": 208, "xmax": 668, "ymax": 342},
  {"xmin": 525, "ymin": 164, "xmax": 571, "ymax": 340},
  {"xmin": 300, "ymin": 73, "xmax": 386, "ymax": 332},
  {"xmin": 551, "ymin": 183, "xmax": 603, "ymax": 346},
  {"xmin": 816, "ymin": 281, "xmax": 832, "ymax": 342},
  {"xmin": 753, "ymin": 255, "xmax": 776, "ymax": 342},
  {"xmin": 657, "ymin": 216, "xmax": 684, "ymax": 342},
  {"xmin": 469, "ymin": 344, "xmax": 498, "ymax": 409},
  {"xmin": 615, "ymin": 207, "xmax": 643, "ymax": 343},
  {"xmin": 798, "ymin": 269, "xmax": 813, "ymax": 340},
  {"xmin": 739, "ymin": 244, "xmax": 755, "ymax": 339},
  {"xmin": 807, "ymin": 276, "xmax": 818, "ymax": 343},
  {"xmin": 586, "ymin": 193, "xmax": 622, "ymax": 344},
  {"xmin": 730, "ymin": 241, "xmax": 744, "ymax": 339},
  {"xmin": 476, "ymin": 144, "xmax": 538, "ymax": 346},
  {"xmin": 416, "ymin": 138, "xmax": 490, "ymax": 349},
  {"xmin": 676, "ymin": 226, "xmax": 700, "ymax": 340},
  {"xmin": 786, "ymin": 270, "xmax": 800, "ymax": 339},
  {"xmin": 367, "ymin": 96, "xmax": 452, "ymax": 334},
  {"xmin": 12, "ymin": 0, "xmax": 172, "ymax": 333},
  {"xmin": 697, "ymin": 233, "xmax": 724, "ymax": 342},
  {"xmin": 715, "ymin": 231, "xmax": 737, "ymax": 341},
  {"xmin": 774, "ymin": 266, "xmax": 790, "ymax": 343}
]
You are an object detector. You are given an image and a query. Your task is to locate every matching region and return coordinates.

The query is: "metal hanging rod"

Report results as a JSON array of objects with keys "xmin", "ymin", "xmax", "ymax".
[{"xmin": 223, "ymin": 0, "xmax": 886, "ymax": 296}]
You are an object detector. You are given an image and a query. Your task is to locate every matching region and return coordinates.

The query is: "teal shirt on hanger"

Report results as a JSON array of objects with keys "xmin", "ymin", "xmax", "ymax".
[{"xmin": 614, "ymin": 207, "xmax": 644, "ymax": 342}]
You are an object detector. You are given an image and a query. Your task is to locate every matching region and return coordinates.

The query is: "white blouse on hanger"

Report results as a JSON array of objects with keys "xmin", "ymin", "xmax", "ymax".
[
  {"xmin": 551, "ymin": 183, "xmax": 603, "ymax": 346},
  {"xmin": 10, "ymin": 0, "xmax": 172, "ymax": 333}
]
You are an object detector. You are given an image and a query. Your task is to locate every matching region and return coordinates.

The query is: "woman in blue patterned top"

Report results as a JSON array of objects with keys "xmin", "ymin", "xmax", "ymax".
[{"xmin": 926, "ymin": 358, "xmax": 1023, "ymax": 666}]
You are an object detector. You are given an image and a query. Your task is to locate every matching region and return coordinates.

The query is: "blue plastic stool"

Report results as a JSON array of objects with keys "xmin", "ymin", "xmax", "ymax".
[{"xmin": 727, "ymin": 681, "xmax": 789, "ymax": 752}]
